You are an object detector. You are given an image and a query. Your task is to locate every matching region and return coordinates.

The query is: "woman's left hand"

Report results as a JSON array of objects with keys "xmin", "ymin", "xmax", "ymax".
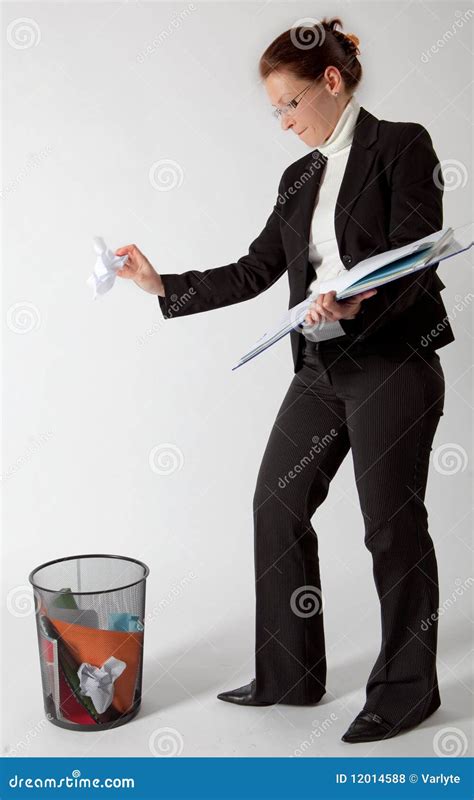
[{"xmin": 304, "ymin": 289, "xmax": 378, "ymax": 325}]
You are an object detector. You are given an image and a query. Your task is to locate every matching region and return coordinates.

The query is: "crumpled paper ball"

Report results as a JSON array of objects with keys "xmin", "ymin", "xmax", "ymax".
[
  {"xmin": 77, "ymin": 656, "xmax": 127, "ymax": 714},
  {"xmin": 87, "ymin": 236, "xmax": 129, "ymax": 299}
]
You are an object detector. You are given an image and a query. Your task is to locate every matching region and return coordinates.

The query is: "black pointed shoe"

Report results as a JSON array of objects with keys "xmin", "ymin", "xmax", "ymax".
[
  {"xmin": 341, "ymin": 711, "xmax": 403, "ymax": 743},
  {"xmin": 217, "ymin": 678, "xmax": 273, "ymax": 706}
]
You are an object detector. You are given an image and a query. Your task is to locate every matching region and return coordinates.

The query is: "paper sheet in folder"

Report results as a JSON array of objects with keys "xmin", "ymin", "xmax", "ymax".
[{"xmin": 232, "ymin": 223, "xmax": 473, "ymax": 370}]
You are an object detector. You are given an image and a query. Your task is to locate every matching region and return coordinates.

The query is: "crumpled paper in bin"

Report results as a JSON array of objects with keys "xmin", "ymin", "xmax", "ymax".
[{"xmin": 77, "ymin": 656, "xmax": 127, "ymax": 713}]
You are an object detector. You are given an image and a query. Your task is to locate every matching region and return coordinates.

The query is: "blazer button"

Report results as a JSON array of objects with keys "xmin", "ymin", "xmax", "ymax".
[{"xmin": 342, "ymin": 254, "xmax": 353, "ymax": 265}]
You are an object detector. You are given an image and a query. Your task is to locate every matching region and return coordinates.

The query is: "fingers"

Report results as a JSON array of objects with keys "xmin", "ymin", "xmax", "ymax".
[
  {"xmin": 308, "ymin": 288, "xmax": 377, "ymax": 322},
  {"xmin": 115, "ymin": 246, "xmax": 135, "ymax": 279},
  {"xmin": 318, "ymin": 290, "xmax": 339, "ymax": 318},
  {"xmin": 306, "ymin": 291, "xmax": 339, "ymax": 323},
  {"xmin": 356, "ymin": 289, "xmax": 378, "ymax": 301},
  {"xmin": 305, "ymin": 304, "xmax": 329, "ymax": 324},
  {"xmin": 305, "ymin": 308, "xmax": 321, "ymax": 325},
  {"xmin": 115, "ymin": 244, "xmax": 139, "ymax": 257},
  {"xmin": 115, "ymin": 245, "xmax": 139, "ymax": 279}
]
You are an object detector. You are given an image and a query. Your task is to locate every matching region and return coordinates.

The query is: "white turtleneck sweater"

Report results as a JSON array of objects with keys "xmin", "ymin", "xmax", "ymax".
[{"xmin": 300, "ymin": 94, "xmax": 361, "ymax": 340}]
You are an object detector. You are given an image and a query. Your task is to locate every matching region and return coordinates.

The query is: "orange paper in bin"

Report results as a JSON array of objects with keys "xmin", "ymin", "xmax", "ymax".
[{"xmin": 50, "ymin": 617, "xmax": 143, "ymax": 714}]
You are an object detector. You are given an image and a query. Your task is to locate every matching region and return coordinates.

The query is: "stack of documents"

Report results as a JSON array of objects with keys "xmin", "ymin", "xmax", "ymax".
[{"xmin": 232, "ymin": 223, "xmax": 473, "ymax": 370}]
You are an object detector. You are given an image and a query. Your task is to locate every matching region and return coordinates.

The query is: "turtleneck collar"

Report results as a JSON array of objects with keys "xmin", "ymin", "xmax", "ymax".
[{"xmin": 316, "ymin": 95, "xmax": 361, "ymax": 158}]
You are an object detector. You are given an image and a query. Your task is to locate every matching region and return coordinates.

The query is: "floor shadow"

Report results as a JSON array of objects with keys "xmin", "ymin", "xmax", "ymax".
[{"xmin": 138, "ymin": 614, "xmax": 472, "ymax": 716}]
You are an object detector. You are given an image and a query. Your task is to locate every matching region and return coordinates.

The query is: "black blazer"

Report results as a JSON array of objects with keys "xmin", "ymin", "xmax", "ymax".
[{"xmin": 158, "ymin": 104, "xmax": 455, "ymax": 373}]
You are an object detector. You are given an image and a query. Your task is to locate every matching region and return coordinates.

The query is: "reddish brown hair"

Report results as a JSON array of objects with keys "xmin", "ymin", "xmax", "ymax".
[{"xmin": 259, "ymin": 17, "xmax": 362, "ymax": 92}]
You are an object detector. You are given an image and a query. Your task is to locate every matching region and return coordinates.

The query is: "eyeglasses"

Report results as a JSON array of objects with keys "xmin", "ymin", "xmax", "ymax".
[{"xmin": 272, "ymin": 77, "xmax": 322, "ymax": 121}]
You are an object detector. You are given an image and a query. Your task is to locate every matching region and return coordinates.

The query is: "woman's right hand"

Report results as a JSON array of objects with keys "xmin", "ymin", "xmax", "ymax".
[{"xmin": 114, "ymin": 244, "xmax": 165, "ymax": 296}]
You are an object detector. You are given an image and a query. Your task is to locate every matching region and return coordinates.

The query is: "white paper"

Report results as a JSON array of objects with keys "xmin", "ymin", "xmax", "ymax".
[
  {"xmin": 87, "ymin": 237, "xmax": 129, "ymax": 299},
  {"xmin": 322, "ymin": 226, "xmax": 472, "ymax": 300},
  {"xmin": 318, "ymin": 228, "xmax": 450, "ymax": 296},
  {"xmin": 234, "ymin": 233, "xmax": 446, "ymax": 365},
  {"xmin": 232, "ymin": 223, "xmax": 473, "ymax": 370},
  {"xmin": 77, "ymin": 656, "xmax": 127, "ymax": 713},
  {"xmin": 231, "ymin": 298, "xmax": 346, "ymax": 369}
]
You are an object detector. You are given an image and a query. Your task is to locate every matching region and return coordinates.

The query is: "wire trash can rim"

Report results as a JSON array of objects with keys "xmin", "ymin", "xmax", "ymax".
[{"xmin": 28, "ymin": 553, "xmax": 150, "ymax": 595}]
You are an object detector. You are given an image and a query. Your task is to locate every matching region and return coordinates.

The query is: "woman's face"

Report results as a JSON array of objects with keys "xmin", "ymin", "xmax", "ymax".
[{"xmin": 264, "ymin": 68, "xmax": 347, "ymax": 148}]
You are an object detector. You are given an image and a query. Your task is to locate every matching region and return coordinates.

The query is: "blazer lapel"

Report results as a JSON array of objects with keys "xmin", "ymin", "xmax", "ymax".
[
  {"xmin": 334, "ymin": 106, "xmax": 379, "ymax": 250},
  {"xmin": 291, "ymin": 105, "xmax": 379, "ymax": 299},
  {"xmin": 286, "ymin": 149, "xmax": 327, "ymax": 273}
]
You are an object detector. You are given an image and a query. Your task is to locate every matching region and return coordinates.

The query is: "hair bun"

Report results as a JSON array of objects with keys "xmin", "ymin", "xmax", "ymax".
[
  {"xmin": 259, "ymin": 16, "xmax": 363, "ymax": 93},
  {"xmin": 322, "ymin": 18, "xmax": 360, "ymax": 55},
  {"xmin": 322, "ymin": 17, "xmax": 342, "ymax": 33},
  {"xmin": 344, "ymin": 33, "xmax": 360, "ymax": 53}
]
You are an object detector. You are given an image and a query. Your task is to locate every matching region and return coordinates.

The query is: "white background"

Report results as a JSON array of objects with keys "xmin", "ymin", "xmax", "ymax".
[{"xmin": 2, "ymin": 0, "xmax": 473, "ymax": 759}]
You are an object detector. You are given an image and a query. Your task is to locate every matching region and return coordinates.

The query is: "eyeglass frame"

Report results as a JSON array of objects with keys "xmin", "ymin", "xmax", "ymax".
[{"xmin": 272, "ymin": 73, "xmax": 325, "ymax": 121}]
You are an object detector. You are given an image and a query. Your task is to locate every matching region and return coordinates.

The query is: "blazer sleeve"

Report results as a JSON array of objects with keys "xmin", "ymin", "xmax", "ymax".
[
  {"xmin": 339, "ymin": 122, "xmax": 444, "ymax": 339},
  {"xmin": 157, "ymin": 173, "xmax": 288, "ymax": 320}
]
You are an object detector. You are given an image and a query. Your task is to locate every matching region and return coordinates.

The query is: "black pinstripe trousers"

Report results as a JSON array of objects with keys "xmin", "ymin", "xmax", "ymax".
[{"xmin": 252, "ymin": 335, "xmax": 445, "ymax": 728}]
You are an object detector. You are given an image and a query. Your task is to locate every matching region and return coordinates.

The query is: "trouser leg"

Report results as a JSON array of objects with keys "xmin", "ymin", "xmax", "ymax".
[
  {"xmin": 252, "ymin": 352, "xmax": 350, "ymax": 704},
  {"xmin": 329, "ymin": 347, "xmax": 445, "ymax": 727}
]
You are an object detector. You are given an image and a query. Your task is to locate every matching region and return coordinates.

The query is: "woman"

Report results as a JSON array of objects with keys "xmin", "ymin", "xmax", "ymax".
[{"xmin": 115, "ymin": 18, "xmax": 454, "ymax": 743}]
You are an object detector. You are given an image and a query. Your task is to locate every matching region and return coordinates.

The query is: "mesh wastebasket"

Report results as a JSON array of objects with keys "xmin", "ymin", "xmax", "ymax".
[{"xmin": 29, "ymin": 554, "xmax": 149, "ymax": 731}]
